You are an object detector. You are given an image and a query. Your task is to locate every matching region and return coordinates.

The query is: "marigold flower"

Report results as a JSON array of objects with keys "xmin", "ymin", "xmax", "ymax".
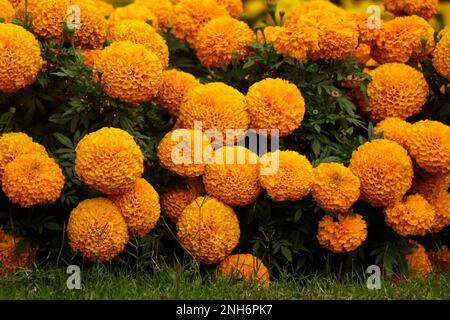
[
  {"xmin": 67, "ymin": 198, "xmax": 129, "ymax": 261},
  {"xmin": 354, "ymin": 43, "xmax": 371, "ymax": 65},
  {"xmin": 411, "ymin": 171, "xmax": 450, "ymax": 199},
  {"xmin": 246, "ymin": 78, "xmax": 305, "ymax": 137},
  {"xmin": 0, "ymin": 0, "xmax": 14, "ymax": 22},
  {"xmin": 134, "ymin": 0, "xmax": 173, "ymax": 30},
  {"xmin": 171, "ymin": 0, "xmax": 229, "ymax": 44},
  {"xmin": 259, "ymin": 150, "xmax": 313, "ymax": 202},
  {"xmin": 203, "ymin": 146, "xmax": 261, "ymax": 207},
  {"xmin": 349, "ymin": 139, "xmax": 413, "ymax": 207},
  {"xmin": 176, "ymin": 196, "xmax": 240, "ymax": 264},
  {"xmin": 405, "ymin": 120, "xmax": 450, "ymax": 174},
  {"xmin": 383, "ymin": 0, "xmax": 438, "ymax": 21},
  {"xmin": 109, "ymin": 178, "xmax": 160, "ymax": 238},
  {"xmin": 108, "ymin": 20, "xmax": 169, "ymax": 69},
  {"xmin": 284, "ymin": 0, "xmax": 345, "ymax": 28},
  {"xmin": 216, "ymin": 0, "xmax": 243, "ymax": 18},
  {"xmin": 25, "ymin": 0, "xmax": 69, "ymax": 41},
  {"xmin": 373, "ymin": 117, "xmax": 412, "ymax": 148},
  {"xmin": 317, "ymin": 213, "xmax": 367, "ymax": 253},
  {"xmin": 0, "ymin": 229, "xmax": 35, "ymax": 275},
  {"xmin": 93, "ymin": 41, "xmax": 163, "ymax": 103},
  {"xmin": 216, "ymin": 254, "xmax": 269, "ymax": 288},
  {"xmin": 80, "ymin": 49, "xmax": 101, "ymax": 67},
  {"xmin": 193, "ymin": 16, "xmax": 254, "ymax": 68},
  {"xmin": 157, "ymin": 129, "xmax": 213, "ymax": 178},
  {"xmin": 161, "ymin": 178, "xmax": 204, "ymax": 223},
  {"xmin": 404, "ymin": 241, "xmax": 432, "ymax": 278},
  {"xmin": 156, "ymin": 69, "xmax": 201, "ymax": 118},
  {"xmin": 257, "ymin": 26, "xmax": 281, "ymax": 44},
  {"xmin": 75, "ymin": 127, "xmax": 144, "ymax": 195},
  {"xmin": 428, "ymin": 245, "xmax": 450, "ymax": 273},
  {"xmin": 432, "ymin": 26, "xmax": 450, "ymax": 81},
  {"xmin": 427, "ymin": 191, "xmax": 450, "ymax": 233},
  {"xmin": 108, "ymin": 3, "xmax": 160, "ymax": 32},
  {"xmin": 7, "ymin": 0, "xmax": 20, "ymax": 8},
  {"xmin": 311, "ymin": 162, "xmax": 360, "ymax": 212},
  {"xmin": 79, "ymin": 0, "xmax": 114, "ymax": 17},
  {"xmin": 273, "ymin": 23, "xmax": 319, "ymax": 61},
  {"xmin": 0, "ymin": 23, "xmax": 43, "ymax": 93}
]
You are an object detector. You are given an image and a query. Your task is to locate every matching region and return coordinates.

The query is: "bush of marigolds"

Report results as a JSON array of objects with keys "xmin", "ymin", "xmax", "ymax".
[{"xmin": 0, "ymin": 0, "xmax": 449, "ymax": 285}]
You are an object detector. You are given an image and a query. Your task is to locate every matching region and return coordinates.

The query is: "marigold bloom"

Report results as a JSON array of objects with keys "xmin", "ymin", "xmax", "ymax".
[
  {"xmin": 311, "ymin": 162, "xmax": 360, "ymax": 212},
  {"xmin": 216, "ymin": 0, "xmax": 243, "ymax": 18},
  {"xmin": 71, "ymin": 0, "xmax": 107, "ymax": 49},
  {"xmin": 428, "ymin": 245, "xmax": 450, "ymax": 273},
  {"xmin": 176, "ymin": 196, "xmax": 240, "ymax": 264},
  {"xmin": 203, "ymin": 146, "xmax": 261, "ymax": 207},
  {"xmin": 365, "ymin": 63, "xmax": 429, "ymax": 122},
  {"xmin": 433, "ymin": 26, "xmax": 450, "ymax": 81},
  {"xmin": 193, "ymin": 16, "xmax": 254, "ymax": 68},
  {"xmin": 383, "ymin": 0, "xmax": 438, "ymax": 21},
  {"xmin": 216, "ymin": 254, "xmax": 270, "ymax": 288},
  {"xmin": 0, "ymin": 229, "xmax": 35, "ymax": 275},
  {"xmin": 317, "ymin": 213, "xmax": 367, "ymax": 253},
  {"xmin": 79, "ymin": 0, "xmax": 114, "ymax": 17},
  {"xmin": 108, "ymin": 3, "xmax": 160, "ymax": 32},
  {"xmin": 93, "ymin": 41, "xmax": 163, "ymax": 103},
  {"xmin": 349, "ymin": 139, "xmax": 413, "ymax": 207},
  {"xmin": 405, "ymin": 120, "xmax": 450, "ymax": 174},
  {"xmin": 404, "ymin": 241, "xmax": 432, "ymax": 278},
  {"xmin": 354, "ymin": 43, "xmax": 371, "ymax": 65},
  {"xmin": 7, "ymin": 0, "xmax": 20, "ymax": 8},
  {"xmin": 273, "ymin": 23, "xmax": 319, "ymax": 61},
  {"xmin": 157, "ymin": 129, "xmax": 213, "ymax": 178},
  {"xmin": 156, "ymin": 69, "xmax": 201, "ymax": 118},
  {"xmin": 0, "ymin": 0, "xmax": 14, "ymax": 22},
  {"xmin": 411, "ymin": 171, "xmax": 450, "ymax": 199},
  {"xmin": 134, "ymin": 0, "xmax": 173, "ymax": 30},
  {"xmin": 67, "ymin": 198, "xmax": 129, "ymax": 261},
  {"xmin": 374, "ymin": 118, "xmax": 412, "ymax": 148},
  {"xmin": 80, "ymin": 49, "xmax": 101, "ymax": 67},
  {"xmin": 284, "ymin": 0, "xmax": 345, "ymax": 28},
  {"xmin": 109, "ymin": 178, "xmax": 160, "ymax": 238},
  {"xmin": 75, "ymin": 127, "xmax": 144, "ymax": 195},
  {"xmin": 427, "ymin": 191, "xmax": 450, "ymax": 233},
  {"xmin": 257, "ymin": 26, "xmax": 281, "ymax": 44},
  {"xmin": 259, "ymin": 150, "xmax": 313, "ymax": 202},
  {"xmin": 246, "ymin": 78, "xmax": 305, "ymax": 137},
  {"xmin": 25, "ymin": 0, "xmax": 69, "ymax": 41},
  {"xmin": 0, "ymin": 23, "xmax": 43, "ymax": 93}
]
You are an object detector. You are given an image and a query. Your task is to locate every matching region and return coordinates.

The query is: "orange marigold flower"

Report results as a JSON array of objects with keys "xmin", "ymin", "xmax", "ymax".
[
  {"xmin": 404, "ymin": 240, "xmax": 432, "ymax": 278},
  {"xmin": 259, "ymin": 150, "xmax": 313, "ymax": 202},
  {"xmin": 311, "ymin": 162, "xmax": 360, "ymax": 212},
  {"xmin": 0, "ymin": 229, "xmax": 35, "ymax": 275},
  {"xmin": 134, "ymin": 0, "xmax": 173, "ymax": 30},
  {"xmin": 26, "ymin": 0, "xmax": 69, "ymax": 41},
  {"xmin": 405, "ymin": 120, "xmax": 450, "ymax": 174},
  {"xmin": 284, "ymin": 0, "xmax": 345, "ymax": 28},
  {"xmin": 256, "ymin": 26, "xmax": 281, "ymax": 44},
  {"xmin": 373, "ymin": 117, "xmax": 412, "ymax": 148},
  {"xmin": 348, "ymin": 13, "xmax": 380, "ymax": 45},
  {"xmin": 157, "ymin": 129, "xmax": 213, "ymax": 178},
  {"xmin": 0, "ymin": 23, "xmax": 43, "ymax": 93},
  {"xmin": 75, "ymin": 127, "xmax": 144, "ymax": 195},
  {"xmin": 0, "ymin": 0, "xmax": 14, "ymax": 22},
  {"xmin": 93, "ymin": 41, "xmax": 163, "ymax": 103},
  {"xmin": 349, "ymin": 139, "xmax": 413, "ymax": 207},
  {"xmin": 7, "ymin": 0, "xmax": 20, "ymax": 8},
  {"xmin": 383, "ymin": 0, "xmax": 438, "ymax": 21},
  {"xmin": 80, "ymin": 49, "xmax": 101, "ymax": 67},
  {"xmin": 371, "ymin": 16, "xmax": 435, "ymax": 64},
  {"xmin": 246, "ymin": 78, "xmax": 305, "ymax": 137},
  {"xmin": 432, "ymin": 26, "xmax": 450, "ymax": 81},
  {"xmin": 354, "ymin": 43, "xmax": 371, "ymax": 65},
  {"xmin": 317, "ymin": 213, "xmax": 367, "ymax": 253},
  {"xmin": 385, "ymin": 194, "xmax": 435, "ymax": 236},
  {"xmin": 411, "ymin": 171, "xmax": 450, "ymax": 199},
  {"xmin": 67, "ymin": 198, "xmax": 129, "ymax": 261},
  {"xmin": 193, "ymin": 16, "xmax": 254, "ymax": 68},
  {"xmin": 71, "ymin": 0, "xmax": 107, "ymax": 49},
  {"xmin": 273, "ymin": 23, "xmax": 319, "ymax": 61},
  {"xmin": 203, "ymin": 146, "xmax": 261, "ymax": 207},
  {"xmin": 216, "ymin": 254, "xmax": 270, "ymax": 288},
  {"xmin": 108, "ymin": 3, "xmax": 160, "ymax": 32},
  {"xmin": 428, "ymin": 245, "xmax": 450, "ymax": 273},
  {"xmin": 171, "ymin": 0, "xmax": 229, "ymax": 45},
  {"xmin": 216, "ymin": 0, "xmax": 243, "ymax": 19},
  {"xmin": 156, "ymin": 69, "xmax": 201, "ymax": 118},
  {"xmin": 79, "ymin": 0, "xmax": 114, "ymax": 17},
  {"xmin": 364, "ymin": 63, "xmax": 429, "ymax": 121},
  {"xmin": 109, "ymin": 178, "xmax": 160, "ymax": 238},
  {"xmin": 108, "ymin": 19, "xmax": 169, "ymax": 69},
  {"xmin": 176, "ymin": 196, "xmax": 240, "ymax": 265},
  {"xmin": 161, "ymin": 178, "xmax": 204, "ymax": 223},
  {"xmin": 427, "ymin": 191, "xmax": 450, "ymax": 233}
]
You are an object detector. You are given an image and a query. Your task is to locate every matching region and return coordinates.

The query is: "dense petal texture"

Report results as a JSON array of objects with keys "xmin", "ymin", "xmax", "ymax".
[
  {"xmin": 216, "ymin": 254, "xmax": 269, "ymax": 288},
  {"xmin": 0, "ymin": 229, "xmax": 35, "ymax": 275},
  {"xmin": 373, "ymin": 117, "xmax": 412, "ymax": 148}
]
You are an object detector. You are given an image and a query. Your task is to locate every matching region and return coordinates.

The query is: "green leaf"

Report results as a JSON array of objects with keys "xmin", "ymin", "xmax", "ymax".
[
  {"xmin": 44, "ymin": 222, "xmax": 62, "ymax": 231},
  {"xmin": 53, "ymin": 133, "xmax": 74, "ymax": 149},
  {"xmin": 294, "ymin": 209, "xmax": 303, "ymax": 223},
  {"xmin": 281, "ymin": 246, "xmax": 292, "ymax": 262}
]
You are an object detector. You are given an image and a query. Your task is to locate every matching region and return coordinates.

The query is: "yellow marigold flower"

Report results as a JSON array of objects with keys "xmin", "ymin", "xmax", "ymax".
[
  {"xmin": 134, "ymin": 0, "xmax": 173, "ymax": 30},
  {"xmin": 354, "ymin": 43, "xmax": 371, "ymax": 65},
  {"xmin": 67, "ymin": 198, "xmax": 129, "ymax": 261},
  {"xmin": 371, "ymin": 16, "xmax": 435, "ymax": 64},
  {"xmin": 0, "ymin": 23, "xmax": 43, "ymax": 93},
  {"xmin": 348, "ymin": 13, "xmax": 380, "ymax": 45},
  {"xmin": 317, "ymin": 213, "xmax": 367, "ymax": 253},
  {"xmin": 365, "ymin": 63, "xmax": 429, "ymax": 122},
  {"xmin": 0, "ymin": 229, "xmax": 35, "ymax": 275},
  {"xmin": 383, "ymin": 0, "xmax": 438, "ymax": 21},
  {"xmin": 75, "ymin": 127, "xmax": 144, "ymax": 195},
  {"xmin": 193, "ymin": 16, "xmax": 254, "ymax": 68},
  {"xmin": 259, "ymin": 150, "xmax": 313, "ymax": 202},
  {"xmin": 178, "ymin": 82, "xmax": 249, "ymax": 141},
  {"xmin": 405, "ymin": 241, "xmax": 432, "ymax": 278},
  {"xmin": 273, "ymin": 23, "xmax": 319, "ymax": 61},
  {"xmin": 157, "ymin": 129, "xmax": 213, "ymax": 178},
  {"xmin": 71, "ymin": 1, "xmax": 107, "ymax": 49},
  {"xmin": 373, "ymin": 117, "xmax": 412, "ymax": 148},
  {"xmin": 411, "ymin": 171, "xmax": 450, "ymax": 199},
  {"xmin": 405, "ymin": 120, "xmax": 450, "ymax": 174},
  {"xmin": 176, "ymin": 196, "xmax": 240, "ymax": 264},
  {"xmin": 311, "ymin": 162, "xmax": 360, "ymax": 212},
  {"xmin": 108, "ymin": 3, "xmax": 160, "ymax": 32},
  {"xmin": 216, "ymin": 254, "xmax": 269, "ymax": 288},
  {"xmin": 93, "ymin": 41, "xmax": 163, "ymax": 103},
  {"xmin": 0, "ymin": 0, "xmax": 14, "ymax": 22},
  {"xmin": 216, "ymin": 0, "xmax": 242, "ymax": 19},
  {"xmin": 161, "ymin": 177, "xmax": 204, "ymax": 223},
  {"xmin": 256, "ymin": 26, "xmax": 281, "ymax": 44},
  {"xmin": 0, "ymin": 132, "xmax": 46, "ymax": 180},
  {"xmin": 428, "ymin": 245, "xmax": 450, "ymax": 273},
  {"xmin": 109, "ymin": 178, "xmax": 160, "ymax": 238},
  {"xmin": 78, "ymin": 0, "xmax": 114, "ymax": 17},
  {"xmin": 171, "ymin": 0, "xmax": 229, "ymax": 44},
  {"xmin": 284, "ymin": 0, "xmax": 345, "ymax": 28},
  {"xmin": 246, "ymin": 78, "xmax": 305, "ymax": 137},
  {"xmin": 80, "ymin": 49, "xmax": 101, "ymax": 67},
  {"xmin": 7, "ymin": 0, "xmax": 20, "ymax": 8},
  {"xmin": 203, "ymin": 146, "xmax": 261, "ymax": 207},
  {"xmin": 24, "ymin": 0, "xmax": 68, "ymax": 42},
  {"xmin": 385, "ymin": 194, "xmax": 435, "ymax": 236},
  {"xmin": 2, "ymin": 153, "xmax": 65, "ymax": 208},
  {"xmin": 432, "ymin": 26, "xmax": 450, "ymax": 81},
  {"xmin": 428, "ymin": 191, "xmax": 450, "ymax": 233},
  {"xmin": 108, "ymin": 20, "xmax": 169, "ymax": 69},
  {"xmin": 349, "ymin": 139, "xmax": 413, "ymax": 207},
  {"xmin": 156, "ymin": 69, "xmax": 201, "ymax": 118}
]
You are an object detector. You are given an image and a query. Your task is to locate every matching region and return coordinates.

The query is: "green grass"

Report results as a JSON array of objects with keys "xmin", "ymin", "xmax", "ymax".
[{"xmin": 0, "ymin": 263, "xmax": 449, "ymax": 300}]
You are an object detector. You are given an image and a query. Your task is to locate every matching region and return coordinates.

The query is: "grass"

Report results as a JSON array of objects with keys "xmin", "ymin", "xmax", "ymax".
[{"xmin": 0, "ymin": 262, "xmax": 449, "ymax": 300}]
